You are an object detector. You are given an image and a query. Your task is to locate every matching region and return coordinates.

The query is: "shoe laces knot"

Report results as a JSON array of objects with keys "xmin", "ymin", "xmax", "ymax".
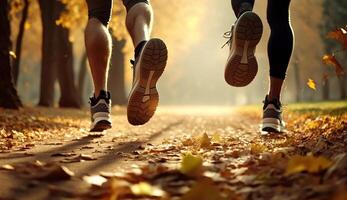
[{"xmin": 222, "ymin": 25, "xmax": 234, "ymax": 48}]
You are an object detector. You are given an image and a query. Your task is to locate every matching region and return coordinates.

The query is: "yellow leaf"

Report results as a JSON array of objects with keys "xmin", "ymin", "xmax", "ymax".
[
  {"xmin": 307, "ymin": 79, "xmax": 316, "ymax": 90},
  {"xmin": 250, "ymin": 143, "xmax": 268, "ymax": 154},
  {"xmin": 130, "ymin": 182, "xmax": 165, "ymax": 197},
  {"xmin": 199, "ymin": 133, "xmax": 211, "ymax": 148},
  {"xmin": 180, "ymin": 179, "xmax": 227, "ymax": 200},
  {"xmin": 286, "ymin": 155, "xmax": 333, "ymax": 175},
  {"xmin": 9, "ymin": 51, "xmax": 16, "ymax": 59},
  {"xmin": 24, "ymin": 22, "xmax": 31, "ymax": 30},
  {"xmin": 180, "ymin": 152, "xmax": 203, "ymax": 176},
  {"xmin": 211, "ymin": 133, "xmax": 222, "ymax": 143}
]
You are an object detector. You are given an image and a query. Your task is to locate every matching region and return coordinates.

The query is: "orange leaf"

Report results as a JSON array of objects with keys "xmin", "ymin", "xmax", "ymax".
[
  {"xmin": 307, "ymin": 79, "xmax": 316, "ymax": 91},
  {"xmin": 327, "ymin": 27, "xmax": 347, "ymax": 49},
  {"xmin": 322, "ymin": 54, "xmax": 345, "ymax": 76}
]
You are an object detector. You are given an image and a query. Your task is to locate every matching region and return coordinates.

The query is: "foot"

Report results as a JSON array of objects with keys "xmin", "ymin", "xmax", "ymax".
[
  {"xmin": 89, "ymin": 90, "xmax": 112, "ymax": 132},
  {"xmin": 127, "ymin": 38, "xmax": 168, "ymax": 126},
  {"xmin": 261, "ymin": 95, "xmax": 285, "ymax": 133},
  {"xmin": 224, "ymin": 11, "xmax": 263, "ymax": 87}
]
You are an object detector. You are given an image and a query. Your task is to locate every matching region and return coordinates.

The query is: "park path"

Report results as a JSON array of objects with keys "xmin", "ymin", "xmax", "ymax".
[{"xmin": 0, "ymin": 106, "xmax": 262, "ymax": 199}]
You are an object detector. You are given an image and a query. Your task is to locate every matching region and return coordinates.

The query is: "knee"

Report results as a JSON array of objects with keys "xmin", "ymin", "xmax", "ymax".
[
  {"xmin": 125, "ymin": 2, "xmax": 152, "ymax": 29},
  {"xmin": 87, "ymin": 0, "xmax": 112, "ymax": 26}
]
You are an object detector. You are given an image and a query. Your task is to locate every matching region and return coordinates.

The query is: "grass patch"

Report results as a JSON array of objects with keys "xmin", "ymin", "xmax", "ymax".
[{"xmin": 238, "ymin": 101, "xmax": 347, "ymax": 116}]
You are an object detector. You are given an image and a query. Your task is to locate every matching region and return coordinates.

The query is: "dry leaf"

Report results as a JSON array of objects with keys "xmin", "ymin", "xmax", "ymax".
[
  {"xmin": 180, "ymin": 178, "xmax": 227, "ymax": 200},
  {"xmin": 322, "ymin": 54, "xmax": 345, "ymax": 76},
  {"xmin": 199, "ymin": 133, "xmax": 211, "ymax": 148},
  {"xmin": 180, "ymin": 153, "xmax": 203, "ymax": 176},
  {"xmin": 250, "ymin": 143, "xmax": 268, "ymax": 154},
  {"xmin": 211, "ymin": 133, "xmax": 222, "ymax": 143},
  {"xmin": 307, "ymin": 79, "xmax": 317, "ymax": 90},
  {"xmin": 0, "ymin": 164, "xmax": 15, "ymax": 171},
  {"xmin": 327, "ymin": 27, "xmax": 347, "ymax": 49},
  {"xmin": 83, "ymin": 175, "xmax": 107, "ymax": 186},
  {"xmin": 286, "ymin": 154, "xmax": 333, "ymax": 175},
  {"xmin": 28, "ymin": 164, "xmax": 75, "ymax": 181},
  {"xmin": 130, "ymin": 182, "xmax": 166, "ymax": 197},
  {"xmin": 101, "ymin": 178, "xmax": 131, "ymax": 200}
]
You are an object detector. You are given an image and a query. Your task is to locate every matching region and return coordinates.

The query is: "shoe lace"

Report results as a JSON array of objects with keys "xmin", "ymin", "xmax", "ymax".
[{"xmin": 221, "ymin": 25, "xmax": 234, "ymax": 48}]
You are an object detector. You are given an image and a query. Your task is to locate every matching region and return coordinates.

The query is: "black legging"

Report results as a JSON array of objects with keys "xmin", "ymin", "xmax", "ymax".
[{"xmin": 232, "ymin": 0, "xmax": 294, "ymax": 80}]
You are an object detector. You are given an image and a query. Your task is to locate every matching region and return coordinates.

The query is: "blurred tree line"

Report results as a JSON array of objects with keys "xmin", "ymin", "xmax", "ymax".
[
  {"xmin": 321, "ymin": 0, "xmax": 347, "ymax": 100},
  {"xmin": 0, "ymin": 0, "xmax": 345, "ymax": 109},
  {"xmin": 0, "ymin": 0, "xmax": 128, "ymax": 109}
]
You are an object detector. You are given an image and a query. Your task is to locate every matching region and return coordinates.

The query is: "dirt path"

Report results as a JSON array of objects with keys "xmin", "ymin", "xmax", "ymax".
[{"xmin": 0, "ymin": 106, "xmax": 346, "ymax": 200}]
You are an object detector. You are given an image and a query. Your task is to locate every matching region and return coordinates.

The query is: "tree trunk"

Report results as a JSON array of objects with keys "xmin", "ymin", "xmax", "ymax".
[
  {"xmin": 38, "ymin": 0, "xmax": 80, "ymax": 108},
  {"xmin": 293, "ymin": 56, "xmax": 301, "ymax": 102},
  {"xmin": 338, "ymin": 75, "xmax": 346, "ymax": 100},
  {"xmin": 38, "ymin": 0, "xmax": 57, "ymax": 107},
  {"xmin": 0, "ymin": 0, "xmax": 22, "ymax": 109},
  {"xmin": 322, "ymin": 76, "xmax": 330, "ymax": 100},
  {"xmin": 78, "ymin": 52, "xmax": 88, "ymax": 105},
  {"xmin": 13, "ymin": 0, "xmax": 29, "ymax": 85},
  {"xmin": 54, "ymin": 2, "xmax": 80, "ymax": 108},
  {"xmin": 108, "ymin": 36, "xmax": 127, "ymax": 105}
]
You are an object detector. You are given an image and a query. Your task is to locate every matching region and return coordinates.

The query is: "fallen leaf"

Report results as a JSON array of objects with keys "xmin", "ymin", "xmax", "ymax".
[
  {"xmin": 83, "ymin": 175, "xmax": 107, "ymax": 186},
  {"xmin": 130, "ymin": 182, "xmax": 166, "ymax": 197},
  {"xmin": 199, "ymin": 133, "xmax": 211, "ymax": 148},
  {"xmin": 180, "ymin": 153, "xmax": 203, "ymax": 176},
  {"xmin": 211, "ymin": 133, "xmax": 222, "ymax": 143},
  {"xmin": 80, "ymin": 154, "xmax": 97, "ymax": 161},
  {"xmin": 0, "ymin": 164, "xmax": 15, "ymax": 171},
  {"xmin": 307, "ymin": 79, "xmax": 317, "ymax": 90},
  {"xmin": 180, "ymin": 178, "xmax": 227, "ymax": 200},
  {"xmin": 61, "ymin": 154, "xmax": 97, "ymax": 163},
  {"xmin": 101, "ymin": 178, "xmax": 131, "ymax": 200},
  {"xmin": 26, "ymin": 164, "xmax": 75, "ymax": 181},
  {"xmin": 286, "ymin": 154, "xmax": 333, "ymax": 175},
  {"xmin": 250, "ymin": 143, "xmax": 268, "ymax": 154},
  {"xmin": 51, "ymin": 152, "xmax": 76, "ymax": 157}
]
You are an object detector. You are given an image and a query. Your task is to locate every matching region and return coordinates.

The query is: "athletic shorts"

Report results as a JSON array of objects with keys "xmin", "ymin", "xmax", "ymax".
[{"xmin": 86, "ymin": 0, "xmax": 149, "ymax": 26}]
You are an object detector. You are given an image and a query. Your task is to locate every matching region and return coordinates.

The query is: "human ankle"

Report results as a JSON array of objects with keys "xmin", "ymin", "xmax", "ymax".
[
  {"xmin": 134, "ymin": 40, "xmax": 147, "ymax": 59},
  {"xmin": 267, "ymin": 93, "xmax": 280, "ymax": 102},
  {"xmin": 238, "ymin": 2, "xmax": 253, "ymax": 17}
]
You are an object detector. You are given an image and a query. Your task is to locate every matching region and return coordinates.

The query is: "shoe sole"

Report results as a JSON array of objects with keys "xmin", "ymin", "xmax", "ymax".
[
  {"xmin": 225, "ymin": 11, "xmax": 263, "ymax": 87},
  {"xmin": 262, "ymin": 118, "xmax": 284, "ymax": 133},
  {"xmin": 127, "ymin": 38, "xmax": 168, "ymax": 126},
  {"xmin": 90, "ymin": 120, "xmax": 112, "ymax": 132}
]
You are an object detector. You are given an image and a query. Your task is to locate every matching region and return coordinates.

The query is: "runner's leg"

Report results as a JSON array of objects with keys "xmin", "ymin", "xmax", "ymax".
[
  {"xmin": 85, "ymin": 0, "xmax": 113, "ymax": 131},
  {"xmin": 267, "ymin": 0, "xmax": 293, "ymax": 100},
  {"xmin": 122, "ymin": 0, "xmax": 168, "ymax": 126}
]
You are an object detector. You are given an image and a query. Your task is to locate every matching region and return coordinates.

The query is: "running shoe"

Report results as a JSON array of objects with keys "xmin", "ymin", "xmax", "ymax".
[
  {"xmin": 89, "ymin": 90, "xmax": 112, "ymax": 132},
  {"xmin": 224, "ymin": 11, "xmax": 263, "ymax": 87},
  {"xmin": 127, "ymin": 38, "xmax": 168, "ymax": 126},
  {"xmin": 261, "ymin": 95, "xmax": 285, "ymax": 133}
]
